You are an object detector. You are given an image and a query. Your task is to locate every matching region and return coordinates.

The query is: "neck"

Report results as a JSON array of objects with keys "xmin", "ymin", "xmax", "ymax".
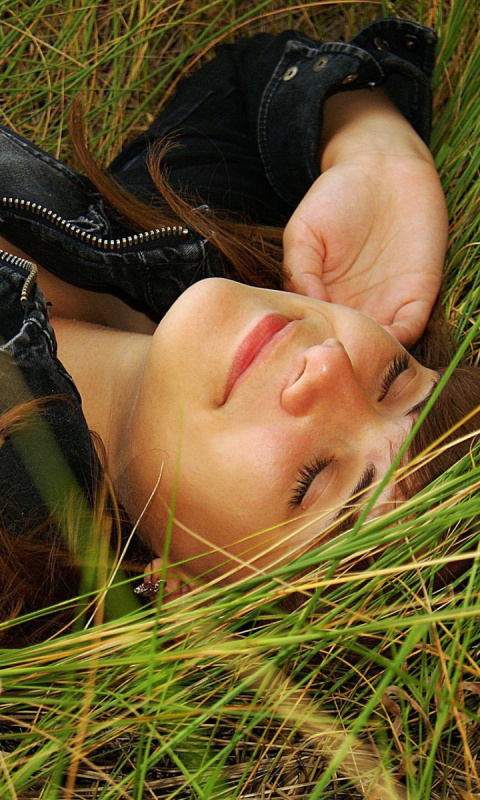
[{"xmin": 52, "ymin": 318, "xmax": 151, "ymax": 479}]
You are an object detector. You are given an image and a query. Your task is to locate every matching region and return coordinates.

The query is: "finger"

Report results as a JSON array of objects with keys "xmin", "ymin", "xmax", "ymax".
[
  {"xmin": 283, "ymin": 215, "xmax": 329, "ymax": 301},
  {"xmin": 383, "ymin": 321, "xmax": 420, "ymax": 349},
  {"xmin": 383, "ymin": 301, "xmax": 431, "ymax": 348},
  {"xmin": 284, "ymin": 270, "xmax": 332, "ymax": 302}
]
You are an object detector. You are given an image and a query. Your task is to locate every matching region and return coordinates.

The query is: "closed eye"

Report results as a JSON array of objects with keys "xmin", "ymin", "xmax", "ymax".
[
  {"xmin": 289, "ymin": 456, "xmax": 332, "ymax": 509},
  {"xmin": 378, "ymin": 353, "xmax": 410, "ymax": 402},
  {"xmin": 407, "ymin": 374, "xmax": 440, "ymax": 417}
]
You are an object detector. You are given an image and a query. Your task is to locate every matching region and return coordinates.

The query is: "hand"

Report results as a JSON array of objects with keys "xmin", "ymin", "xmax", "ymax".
[{"xmin": 283, "ymin": 90, "xmax": 448, "ymax": 348}]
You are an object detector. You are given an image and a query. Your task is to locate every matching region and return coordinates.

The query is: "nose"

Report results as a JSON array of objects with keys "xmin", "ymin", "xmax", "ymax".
[{"xmin": 281, "ymin": 338, "xmax": 367, "ymax": 418}]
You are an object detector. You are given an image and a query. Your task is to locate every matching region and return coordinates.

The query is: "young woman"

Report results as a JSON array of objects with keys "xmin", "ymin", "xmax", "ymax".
[{"xmin": 1, "ymin": 19, "xmax": 478, "ymax": 638}]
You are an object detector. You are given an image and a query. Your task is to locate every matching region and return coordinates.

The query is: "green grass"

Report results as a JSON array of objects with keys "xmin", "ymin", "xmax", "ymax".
[{"xmin": 1, "ymin": 1, "xmax": 480, "ymax": 798}]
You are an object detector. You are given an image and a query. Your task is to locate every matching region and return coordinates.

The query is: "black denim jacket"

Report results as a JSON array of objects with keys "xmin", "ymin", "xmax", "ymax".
[
  {"xmin": 0, "ymin": 19, "xmax": 437, "ymax": 530},
  {"xmin": 0, "ymin": 254, "xmax": 100, "ymax": 534}
]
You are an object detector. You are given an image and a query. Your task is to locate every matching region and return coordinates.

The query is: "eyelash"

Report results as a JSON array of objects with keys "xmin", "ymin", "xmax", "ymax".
[
  {"xmin": 289, "ymin": 456, "xmax": 332, "ymax": 508},
  {"xmin": 378, "ymin": 352, "xmax": 410, "ymax": 401},
  {"xmin": 290, "ymin": 353, "xmax": 411, "ymax": 508}
]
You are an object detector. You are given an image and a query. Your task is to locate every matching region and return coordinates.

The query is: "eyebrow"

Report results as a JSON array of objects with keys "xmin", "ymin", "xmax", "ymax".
[
  {"xmin": 329, "ymin": 376, "xmax": 440, "ymax": 534},
  {"xmin": 407, "ymin": 374, "xmax": 440, "ymax": 417},
  {"xmin": 331, "ymin": 463, "xmax": 377, "ymax": 530}
]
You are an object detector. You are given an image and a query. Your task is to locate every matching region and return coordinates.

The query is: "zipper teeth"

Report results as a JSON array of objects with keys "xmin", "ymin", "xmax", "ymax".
[
  {"xmin": 0, "ymin": 248, "xmax": 37, "ymax": 272},
  {"xmin": 0, "ymin": 248, "xmax": 38, "ymax": 307},
  {"xmin": 1, "ymin": 196, "xmax": 189, "ymax": 251}
]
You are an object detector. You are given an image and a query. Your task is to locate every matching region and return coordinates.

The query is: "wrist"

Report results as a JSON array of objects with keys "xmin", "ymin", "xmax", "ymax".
[{"xmin": 319, "ymin": 88, "xmax": 434, "ymax": 172}]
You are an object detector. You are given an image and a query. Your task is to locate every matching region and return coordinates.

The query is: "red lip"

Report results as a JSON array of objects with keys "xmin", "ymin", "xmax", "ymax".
[{"xmin": 222, "ymin": 314, "xmax": 291, "ymax": 403}]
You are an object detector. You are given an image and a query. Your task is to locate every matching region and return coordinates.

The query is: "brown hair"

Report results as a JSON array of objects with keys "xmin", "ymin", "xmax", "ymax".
[
  {"xmin": 0, "ymin": 400, "xmax": 79, "ymax": 645},
  {"xmin": 404, "ymin": 320, "xmax": 480, "ymax": 492},
  {"xmin": 0, "ymin": 401, "xmax": 149, "ymax": 647}
]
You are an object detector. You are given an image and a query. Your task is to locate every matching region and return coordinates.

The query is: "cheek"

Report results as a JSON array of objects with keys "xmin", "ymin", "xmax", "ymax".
[
  {"xmin": 170, "ymin": 421, "xmax": 302, "ymax": 535},
  {"xmin": 156, "ymin": 420, "xmax": 337, "ymax": 581}
]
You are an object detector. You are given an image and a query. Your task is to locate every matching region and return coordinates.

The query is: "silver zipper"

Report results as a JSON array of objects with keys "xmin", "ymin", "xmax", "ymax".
[
  {"xmin": 0, "ymin": 247, "xmax": 38, "ymax": 308},
  {"xmin": 1, "ymin": 196, "xmax": 189, "ymax": 251}
]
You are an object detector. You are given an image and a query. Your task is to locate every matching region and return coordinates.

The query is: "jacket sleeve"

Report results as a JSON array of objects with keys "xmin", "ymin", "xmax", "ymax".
[
  {"xmin": 111, "ymin": 18, "xmax": 438, "ymax": 218},
  {"xmin": 235, "ymin": 18, "xmax": 437, "ymax": 206}
]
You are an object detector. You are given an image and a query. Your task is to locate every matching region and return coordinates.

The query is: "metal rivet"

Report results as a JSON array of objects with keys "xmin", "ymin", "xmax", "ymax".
[
  {"xmin": 283, "ymin": 66, "xmax": 298, "ymax": 81},
  {"xmin": 342, "ymin": 73, "xmax": 358, "ymax": 84},
  {"xmin": 312, "ymin": 55, "xmax": 328, "ymax": 72},
  {"xmin": 374, "ymin": 36, "xmax": 390, "ymax": 52},
  {"xmin": 404, "ymin": 35, "xmax": 418, "ymax": 49}
]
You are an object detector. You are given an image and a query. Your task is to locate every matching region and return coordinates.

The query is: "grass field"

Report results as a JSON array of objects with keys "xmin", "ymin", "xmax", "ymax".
[{"xmin": 1, "ymin": 1, "xmax": 480, "ymax": 798}]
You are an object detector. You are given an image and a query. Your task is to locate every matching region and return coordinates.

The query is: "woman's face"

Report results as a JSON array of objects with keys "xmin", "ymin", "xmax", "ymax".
[{"xmin": 128, "ymin": 279, "xmax": 438, "ymax": 582}]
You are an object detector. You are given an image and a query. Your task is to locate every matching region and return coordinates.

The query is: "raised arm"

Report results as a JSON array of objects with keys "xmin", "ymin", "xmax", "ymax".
[{"xmin": 111, "ymin": 18, "xmax": 445, "ymax": 343}]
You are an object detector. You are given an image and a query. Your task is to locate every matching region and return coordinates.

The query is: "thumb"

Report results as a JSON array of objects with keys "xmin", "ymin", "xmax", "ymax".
[{"xmin": 384, "ymin": 299, "xmax": 431, "ymax": 348}]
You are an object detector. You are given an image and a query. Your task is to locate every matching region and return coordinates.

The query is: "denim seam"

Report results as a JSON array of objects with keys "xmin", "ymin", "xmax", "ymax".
[
  {"xmin": 258, "ymin": 43, "xmax": 383, "ymax": 203},
  {"xmin": 0, "ymin": 127, "xmax": 91, "ymax": 193}
]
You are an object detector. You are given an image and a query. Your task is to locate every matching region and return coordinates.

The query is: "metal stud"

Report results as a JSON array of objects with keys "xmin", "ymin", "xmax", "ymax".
[
  {"xmin": 374, "ymin": 36, "xmax": 390, "ymax": 52},
  {"xmin": 404, "ymin": 35, "xmax": 418, "ymax": 49},
  {"xmin": 312, "ymin": 56, "xmax": 328, "ymax": 72},
  {"xmin": 283, "ymin": 66, "xmax": 298, "ymax": 81}
]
